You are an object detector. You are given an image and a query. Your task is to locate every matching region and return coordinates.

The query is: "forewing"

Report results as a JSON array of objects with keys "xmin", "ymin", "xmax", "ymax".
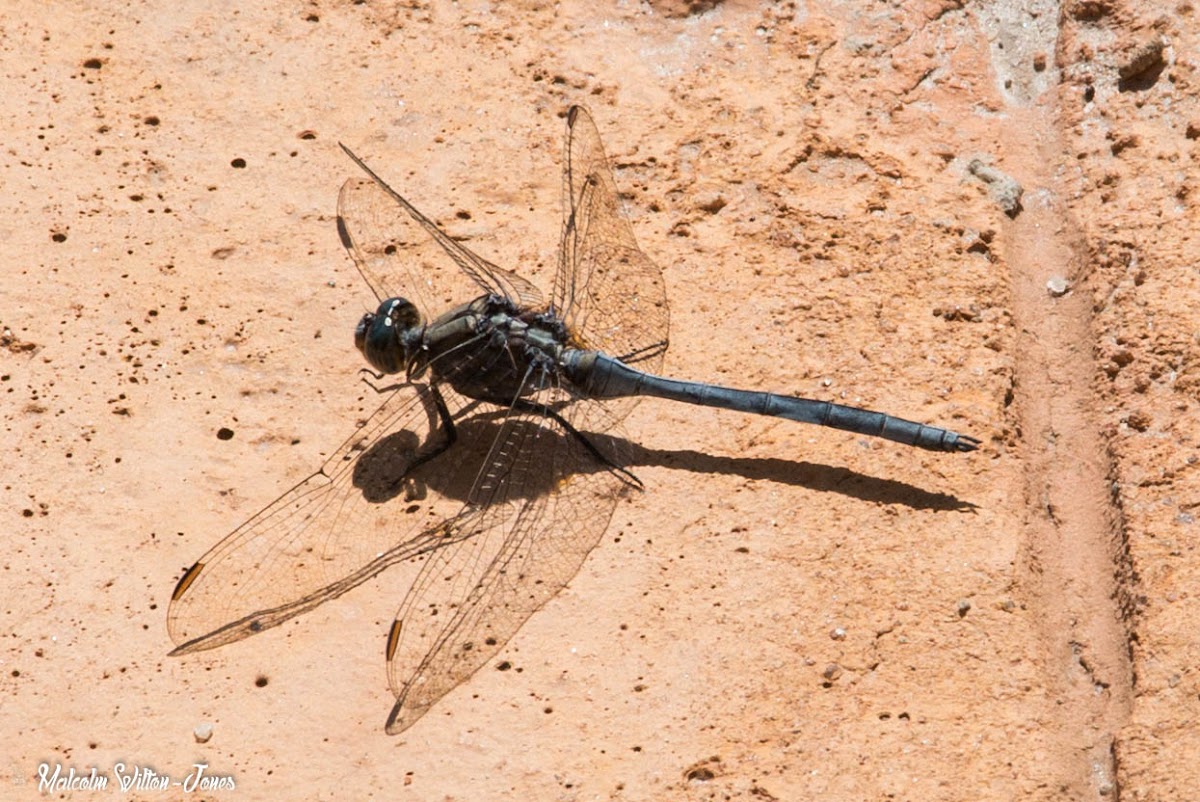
[
  {"xmin": 338, "ymin": 145, "xmax": 543, "ymax": 317},
  {"xmin": 168, "ymin": 383, "xmax": 474, "ymax": 654},
  {"xmin": 382, "ymin": 381, "xmax": 633, "ymax": 734},
  {"xmin": 556, "ymin": 106, "xmax": 669, "ymax": 378}
]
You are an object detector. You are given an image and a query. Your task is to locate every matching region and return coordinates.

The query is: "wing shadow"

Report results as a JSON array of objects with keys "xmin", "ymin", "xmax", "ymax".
[{"xmin": 352, "ymin": 414, "xmax": 570, "ymax": 506}]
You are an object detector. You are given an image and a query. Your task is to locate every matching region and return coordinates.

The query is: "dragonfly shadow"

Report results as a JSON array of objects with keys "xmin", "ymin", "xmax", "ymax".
[
  {"xmin": 352, "ymin": 409, "xmax": 974, "ymax": 513},
  {"xmin": 353, "ymin": 428, "xmax": 440, "ymax": 504},
  {"xmin": 352, "ymin": 413, "xmax": 584, "ymax": 506},
  {"xmin": 617, "ymin": 440, "xmax": 977, "ymax": 513}
]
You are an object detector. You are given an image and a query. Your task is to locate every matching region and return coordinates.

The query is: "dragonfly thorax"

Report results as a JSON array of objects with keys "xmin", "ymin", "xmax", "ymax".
[
  {"xmin": 355, "ymin": 296, "xmax": 425, "ymax": 376},
  {"xmin": 418, "ymin": 295, "xmax": 572, "ymax": 406}
]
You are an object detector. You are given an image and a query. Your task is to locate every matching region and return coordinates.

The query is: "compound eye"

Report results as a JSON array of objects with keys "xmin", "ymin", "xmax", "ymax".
[
  {"xmin": 354, "ymin": 312, "xmax": 374, "ymax": 353},
  {"xmin": 380, "ymin": 297, "xmax": 422, "ymax": 331}
]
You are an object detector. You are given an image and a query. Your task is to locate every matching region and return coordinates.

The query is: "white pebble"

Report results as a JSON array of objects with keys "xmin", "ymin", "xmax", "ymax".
[
  {"xmin": 194, "ymin": 722, "xmax": 214, "ymax": 743},
  {"xmin": 1047, "ymin": 276, "xmax": 1070, "ymax": 296}
]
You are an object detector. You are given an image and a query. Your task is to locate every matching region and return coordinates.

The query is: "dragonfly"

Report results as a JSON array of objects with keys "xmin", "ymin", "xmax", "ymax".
[{"xmin": 168, "ymin": 106, "xmax": 979, "ymax": 735}]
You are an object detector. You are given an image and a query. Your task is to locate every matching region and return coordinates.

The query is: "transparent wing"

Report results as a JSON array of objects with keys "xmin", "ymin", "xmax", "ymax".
[
  {"xmin": 338, "ymin": 145, "xmax": 544, "ymax": 317},
  {"xmin": 556, "ymin": 106, "xmax": 669, "ymax": 377},
  {"xmin": 383, "ymin": 376, "xmax": 634, "ymax": 734},
  {"xmin": 173, "ymin": 112, "xmax": 654, "ymax": 738},
  {"xmin": 168, "ymin": 381, "xmax": 476, "ymax": 655},
  {"xmin": 381, "ymin": 110, "xmax": 668, "ymax": 733}
]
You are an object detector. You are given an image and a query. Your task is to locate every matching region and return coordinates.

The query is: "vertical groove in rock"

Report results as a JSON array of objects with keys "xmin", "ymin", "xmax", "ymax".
[{"xmin": 998, "ymin": 104, "xmax": 1135, "ymax": 801}]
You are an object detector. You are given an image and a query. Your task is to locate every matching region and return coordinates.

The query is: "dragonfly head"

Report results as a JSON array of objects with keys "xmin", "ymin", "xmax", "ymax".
[{"xmin": 355, "ymin": 297, "xmax": 424, "ymax": 375}]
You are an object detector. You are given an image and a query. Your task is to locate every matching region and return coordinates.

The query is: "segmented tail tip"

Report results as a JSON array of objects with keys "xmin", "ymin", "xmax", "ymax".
[{"xmin": 954, "ymin": 435, "xmax": 982, "ymax": 452}]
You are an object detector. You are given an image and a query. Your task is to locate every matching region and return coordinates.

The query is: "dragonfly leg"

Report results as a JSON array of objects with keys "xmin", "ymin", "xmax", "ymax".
[
  {"xmin": 359, "ymin": 368, "xmax": 407, "ymax": 393},
  {"xmin": 511, "ymin": 398, "xmax": 643, "ymax": 490},
  {"xmin": 395, "ymin": 384, "xmax": 458, "ymax": 485}
]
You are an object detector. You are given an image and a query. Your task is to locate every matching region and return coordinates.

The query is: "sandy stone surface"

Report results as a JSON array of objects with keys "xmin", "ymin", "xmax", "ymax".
[{"xmin": 3, "ymin": 1, "xmax": 1195, "ymax": 799}]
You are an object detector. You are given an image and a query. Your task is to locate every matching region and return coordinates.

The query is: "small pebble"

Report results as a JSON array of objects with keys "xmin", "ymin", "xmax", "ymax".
[
  {"xmin": 956, "ymin": 599, "xmax": 972, "ymax": 617},
  {"xmin": 1126, "ymin": 410, "xmax": 1151, "ymax": 432},
  {"xmin": 830, "ymin": 627, "xmax": 846, "ymax": 641},
  {"xmin": 1047, "ymin": 276, "xmax": 1070, "ymax": 296},
  {"xmin": 968, "ymin": 159, "xmax": 1024, "ymax": 217},
  {"xmin": 693, "ymin": 190, "xmax": 727, "ymax": 214},
  {"xmin": 194, "ymin": 722, "xmax": 214, "ymax": 743},
  {"xmin": 822, "ymin": 663, "xmax": 842, "ymax": 681},
  {"xmin": 1118, "ymin": 34, "xmax": 1165, "ymax": 80}
]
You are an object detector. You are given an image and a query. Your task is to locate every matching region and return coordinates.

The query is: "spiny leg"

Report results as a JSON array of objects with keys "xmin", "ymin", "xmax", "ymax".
[
  {"xmin": 511, "ymin": 397, "xmax": 642, "ymax": 490},
  {"xmin": 359, "ymin": 375, "xmax": 461, "ymax": 493},
  {"xmin": 394, "ymin": 384, "xmax": 459, "ymax": 488}
]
